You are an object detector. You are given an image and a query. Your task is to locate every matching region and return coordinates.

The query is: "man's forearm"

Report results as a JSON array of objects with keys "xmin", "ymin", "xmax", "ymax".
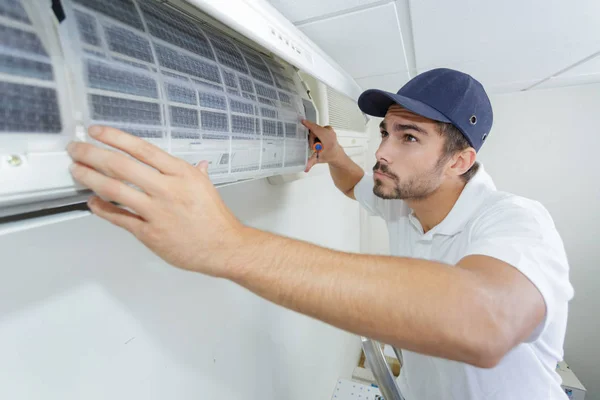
[
  {"xmin": 225, "ymin": 227, "xmax": 504, "ymax": 368},
  {"xmin": 328, "ymin": 150, "xmax": 365, "ymax": 198}
]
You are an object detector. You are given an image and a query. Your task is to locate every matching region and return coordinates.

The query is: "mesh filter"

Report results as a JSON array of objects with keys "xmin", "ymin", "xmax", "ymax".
[
  {"xmin": 227, "ymin": 87, "xmax": 240, "ymax": 96},
  {"xmin": 0, "ymin": 53, "xmax": 54, "ymax": 80},
  {"xmin": 155, "ymin": 43, "xmax": 220, "ymax": 83},
  {"xmin": 229, "ymin": 99, "xmax": 254, "ymax": 115},
  {"xmin": 222, "ymin": 70, "xmax": 238, "ymax": 89},
  {"xmin": 201, "ymin": 110, "xmax": 228, "ymax": 132},
  {"xmin": 231, "ymin": 115, "xmax": 256, "ymax": 134},
  {"xmin": 278, "ymin": 91, "xmax": 291, "ymax": 104},
  {"xmin": 239, "ymin": 76, "xmax": 254, "ymax": 93},
  {"xmin": 285, "ymin": 122, "xmax": 297, "ymax": 138},
  {"xmin": 140, "ymin": 1, "xmax": 214, "ymax": 60},
  {"xmin": 199, "ymin": 92, "xmax": 226, "ymax": 110},
  {"xmin": 87, "ymin": 60, "xmax": 158, "ymax": 98},
  {"xmin": 172, "ymin": 131, "xmax": 200, "ymax": 140},
  {"xmin": 258, "ymin": 97, "xmax": 275, "ymax": 106},
  {"xmin": 0, "ymin": 0, "xmax": 30, "ymax": 23},
  {"xmin": 62, "ymin": 0, "xmax": 307, "ymax": 175},
  {"xmin": 261, "ymin": 107, "xmax": 277, "ymax": 119},
  {"xmin": 0, "ymin": 82, "xmax": 62, "ymax": 133},
  {"xmin": 163, "ymin": 70, "xmax": 189, "ymax": 82},
  {"xmin": 0, "ymin": 25, "xmax": 48, "ymax": 56},
  {"xmin": 74, "ymin": 10, "xmax": 100, "ymax": 46},
  {"xmin": 116, "ymin": 126, "xmax": 163, "ymax": 138},
  {"xmin": 241, "ymin": 50, "xmax": 273, "ymax": 85},
  {"xmin": 193, "ymin": 78, "xmax": 223, "ymax": 92},
  {"xmin": 85, "ymin": 49, "xmax": 106, "ymax": 58},
  {"xmin": 114, "ymin": 57, "xmax": 150, "ymax": 70},
  {"xmin": 104, "ymin": 24, "xmax": 154, "ymax": 63},
  {"xmin": 0, "ymin": 0, "xmax": 62, "ymax": 135},
  {"xmin": 207, "ymin": 34, "xmax": 248, "ymax": 74},
  {"xmin": 262, "ymin": 119, "xmax": 277, "ymax": 137},
  {"xmin": 73, "ymin": 0, "xmax": 144, "ymax": 30},
  {"xmin": 90, "ymin": 95, "xmax": 161, "ymax": 124},
  {"xmin": 272, "ymin": 71, "xmax": 293, "ymax": 91},
  {"xmin": 166, "ymin": 83, "xmax": 196, "ymax": 105},
  {"xmin": 255, "ymin": 83, "xmax": 278, "ymax": 100},
  {"xmin": 170, "ymin": 106, "xmax": 199, "ymax": 128}
]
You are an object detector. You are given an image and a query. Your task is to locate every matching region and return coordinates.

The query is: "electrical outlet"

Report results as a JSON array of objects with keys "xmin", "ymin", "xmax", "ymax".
[{"xmin": 331, "ymin": 378, "xmax": 382, "ymax": 400}]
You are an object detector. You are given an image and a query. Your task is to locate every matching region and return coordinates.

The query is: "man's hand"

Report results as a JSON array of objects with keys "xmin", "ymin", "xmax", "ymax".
[
  {"xmin": 67, "ymin": 125, "xmax": 245, "ymax": 277},
  {"xmin": 301, "ymin": 120, "xmax": 365, "ymax": 199},
  {"xmin": 301, "ymin": 119, "xmax": 344, "ymax": 172}
]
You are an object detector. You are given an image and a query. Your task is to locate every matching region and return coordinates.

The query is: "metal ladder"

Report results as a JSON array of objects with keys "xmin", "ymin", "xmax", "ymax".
[{"xmin": 361, "ymin": 337, "xmax": 405, "ymax": 400}]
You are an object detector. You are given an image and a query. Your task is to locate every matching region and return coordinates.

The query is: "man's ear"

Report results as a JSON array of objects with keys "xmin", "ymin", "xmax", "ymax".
[{"xmin": 450, "ymin": 148, "xmax": 476, "ymax": 177}]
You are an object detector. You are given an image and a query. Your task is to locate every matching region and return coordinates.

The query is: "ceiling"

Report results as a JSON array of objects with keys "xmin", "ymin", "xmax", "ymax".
[{"xmin": 266, "ymin": 0, "xmax": 600, "ymax": 94}]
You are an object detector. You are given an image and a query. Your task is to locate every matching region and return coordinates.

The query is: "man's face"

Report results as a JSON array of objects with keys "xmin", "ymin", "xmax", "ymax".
[{"xmin": 373, "ymin": 105, "xmax": 448, "ymax": 200}]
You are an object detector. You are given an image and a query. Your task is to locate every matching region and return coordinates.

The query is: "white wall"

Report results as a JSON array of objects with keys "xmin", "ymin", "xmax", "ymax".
[
  {"xmin": 480, "ymin": 83, "xmax": 600, "ymax": 399},
  {"xmin": 361, "ymin": 83, "xmax": 600, "ymax": 398},
  {"xmin": 0, "ymin": 170, "xmax": 362, "ymax": 400},
  {"xmin": 361, "ymin": 117, "xmax": 390, "ymax": 255}
]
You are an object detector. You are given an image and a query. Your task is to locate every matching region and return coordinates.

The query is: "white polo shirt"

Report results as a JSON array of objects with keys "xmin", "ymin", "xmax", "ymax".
[{"xmin": 354, "ymin": 164, "xmax": 574, "ymax": 400}]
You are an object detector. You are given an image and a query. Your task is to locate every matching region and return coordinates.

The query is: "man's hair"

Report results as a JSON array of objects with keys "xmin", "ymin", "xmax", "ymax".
[{"xmin": 437, "ymin": 122, "xmax": 479, "ymax": 182}]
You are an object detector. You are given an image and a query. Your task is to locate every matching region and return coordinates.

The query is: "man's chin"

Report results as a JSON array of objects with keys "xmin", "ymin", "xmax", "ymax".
[{"xmin": 373, "ymin": 184, "xmax": 400, "ymax": 200}]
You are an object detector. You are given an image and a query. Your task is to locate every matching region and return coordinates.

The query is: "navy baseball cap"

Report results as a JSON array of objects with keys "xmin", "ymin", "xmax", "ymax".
[{"xmin": 357, "ymin": 68, "xmax": 493, "ymax": 152}]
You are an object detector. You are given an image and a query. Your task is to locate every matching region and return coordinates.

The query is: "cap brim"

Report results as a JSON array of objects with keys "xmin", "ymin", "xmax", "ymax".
[{"xmin": 358, "ymin": 89, "xmax": 451, "ymax": 123}]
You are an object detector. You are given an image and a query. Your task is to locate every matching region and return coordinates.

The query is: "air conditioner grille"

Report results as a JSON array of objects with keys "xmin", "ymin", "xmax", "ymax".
[{"xmin": 327, "ymin": 86, "xmax": 367, "ymax": 133}]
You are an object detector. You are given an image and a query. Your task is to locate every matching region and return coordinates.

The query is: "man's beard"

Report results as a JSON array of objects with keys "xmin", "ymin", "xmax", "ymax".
[{"xmin": 372, "ymin": 159, "xmax": 445, "ymax": 200}]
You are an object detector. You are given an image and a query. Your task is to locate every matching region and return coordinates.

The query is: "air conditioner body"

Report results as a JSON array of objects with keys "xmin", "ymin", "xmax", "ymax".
[{"xmin": 0, "ymin": 0, "xmax": 369, "ymax": 221}]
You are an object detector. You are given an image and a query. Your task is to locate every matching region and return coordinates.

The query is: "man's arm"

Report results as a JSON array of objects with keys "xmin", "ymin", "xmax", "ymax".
[
  {"xmin": 328, "ymin": 151, "xmax": 364, "ymax": 200},
  {"xmin": 302, "ymin": 120, "xmax": 364, "ymax": 200},
  {"xmin": 226, "ymin": 228, "xmax": 545, "ymax": 369},
  {"xmin": 66, "ymin": 126, "xmax": 547, "ymax": 370}
]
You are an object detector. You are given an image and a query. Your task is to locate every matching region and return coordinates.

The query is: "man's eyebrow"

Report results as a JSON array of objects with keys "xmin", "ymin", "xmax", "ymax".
[
  {"xmin": 379, "ymin": 120, "xmax": 386, "ymax": 130},
  {"xmin": 393, "ymin": 122, "xmax": 428, "ymax": 135}
]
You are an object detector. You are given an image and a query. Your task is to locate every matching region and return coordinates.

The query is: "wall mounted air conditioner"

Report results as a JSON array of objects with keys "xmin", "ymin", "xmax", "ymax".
[{"xmin": 0, "ymin": 0, "xmax": 365, "ymax": 221}]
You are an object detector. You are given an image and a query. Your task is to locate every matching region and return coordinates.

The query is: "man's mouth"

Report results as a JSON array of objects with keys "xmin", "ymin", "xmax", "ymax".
[{"xmin": 374, "ymin": 170, "xmax": 393, "ymax": 179}]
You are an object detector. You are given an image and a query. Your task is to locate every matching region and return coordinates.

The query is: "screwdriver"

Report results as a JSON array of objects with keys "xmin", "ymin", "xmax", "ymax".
[{"xmin": 312, "ymin": 137, "xmax": 323, "ymax": 159}]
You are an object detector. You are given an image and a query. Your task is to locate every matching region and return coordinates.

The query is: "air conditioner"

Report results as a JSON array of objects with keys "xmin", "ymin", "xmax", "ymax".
[{"xmin": 0, "ymin": 0, "xmax": 367, "ymax": 220}]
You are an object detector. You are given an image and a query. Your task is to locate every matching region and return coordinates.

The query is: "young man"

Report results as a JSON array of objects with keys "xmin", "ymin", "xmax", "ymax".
[{"xmin": 67, "ymin": 68, "xmax": 574, "ymax": 399}]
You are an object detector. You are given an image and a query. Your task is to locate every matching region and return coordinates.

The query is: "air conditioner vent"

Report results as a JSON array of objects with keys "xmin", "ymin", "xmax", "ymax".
[{"xmin": 327, "ymin": 86, "xmax": 367, "ymax": 133}]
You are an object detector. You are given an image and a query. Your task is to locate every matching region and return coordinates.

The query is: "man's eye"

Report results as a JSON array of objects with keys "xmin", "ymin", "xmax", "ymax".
[
  {"xmin": 380, "ymin": 130, "xmax": 389, "ymax": 139},
  {"xmin": 404, "ymin": 134, "xmax": 418, "ymax": 142}
]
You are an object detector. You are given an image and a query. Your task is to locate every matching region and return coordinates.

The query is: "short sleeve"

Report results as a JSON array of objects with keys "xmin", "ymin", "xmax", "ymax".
[
  {"xmin": 354, "ymin": 173, "xmax": 409, "ymax": 221},
  {"xmin": 463, "ymin": 199, "xmax": 574, "ymax": 342}
]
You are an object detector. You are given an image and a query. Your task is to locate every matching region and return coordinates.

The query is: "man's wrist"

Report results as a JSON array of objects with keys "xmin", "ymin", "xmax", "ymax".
[
  {"xmin": 328, "ymin": 145, "xmax": 349, "ymax": 168},
  {"xmin": 220, "ymin": 225, "xmax": 264, "ymax": 282}
]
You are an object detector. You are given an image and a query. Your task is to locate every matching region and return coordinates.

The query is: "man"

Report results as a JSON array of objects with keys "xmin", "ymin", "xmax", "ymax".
[{"xmin": 66, "ymin": 68, "xmax": 574, "ymax": 399}]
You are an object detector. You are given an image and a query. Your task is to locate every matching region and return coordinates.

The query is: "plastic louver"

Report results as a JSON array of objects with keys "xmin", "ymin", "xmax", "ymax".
[
  {"xmin": 327, "ymin": 85, "xmax": 367, "ymax": 133},
  {"xmin": 57, "ymin": 0, "xmax": 309, "ymax": 178}
]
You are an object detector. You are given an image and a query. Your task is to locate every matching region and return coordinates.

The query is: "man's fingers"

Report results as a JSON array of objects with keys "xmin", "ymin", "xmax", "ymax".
[
  {"xmin": 305, "ymin": 153, "xmax": 319, "ymax": 172},
  {"xmin": 87, "ymin": 125, "xmax": 187, "ymax": 176},
  {"xmin": 87, "ymin": 196, "xmax": 145, "ymax": 234},
  {"xmin": 70, "ymin": 162, "xmax": 153, "ymax": 217},
  {"xmin": 67, "ymin": 141, "xmax": 165, "ymax": 195},
  {"xmin": 195, "ymin": 160, "xmax": 209, "ymax": 176},
  {"xmin": 308, "ymin": 131, "xmax": 317, "ymax": 147},
  {"xmin": 301, "ymin": 119, "xmax": 320, "ymax": 131}
]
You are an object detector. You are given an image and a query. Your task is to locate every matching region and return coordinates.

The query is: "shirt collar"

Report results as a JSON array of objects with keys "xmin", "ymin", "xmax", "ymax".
[{"xmin": 408, "ymin": 163, "xmax": 496, "ymax": 237}]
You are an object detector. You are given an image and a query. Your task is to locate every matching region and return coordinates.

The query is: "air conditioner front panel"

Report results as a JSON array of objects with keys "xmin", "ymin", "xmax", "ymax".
[{"xmin": 0, "ymin": 0, "xmax": 317, "ymax": 218}]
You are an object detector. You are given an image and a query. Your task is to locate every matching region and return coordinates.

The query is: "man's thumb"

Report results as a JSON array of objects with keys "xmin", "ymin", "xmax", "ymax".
[
  {"xmin": 304, "ymin": 154, "xmax": 318, "ymax": 173},
  {"xmin": 196, "ymin": 160, "xmax": 210, "ymax": 175}
]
